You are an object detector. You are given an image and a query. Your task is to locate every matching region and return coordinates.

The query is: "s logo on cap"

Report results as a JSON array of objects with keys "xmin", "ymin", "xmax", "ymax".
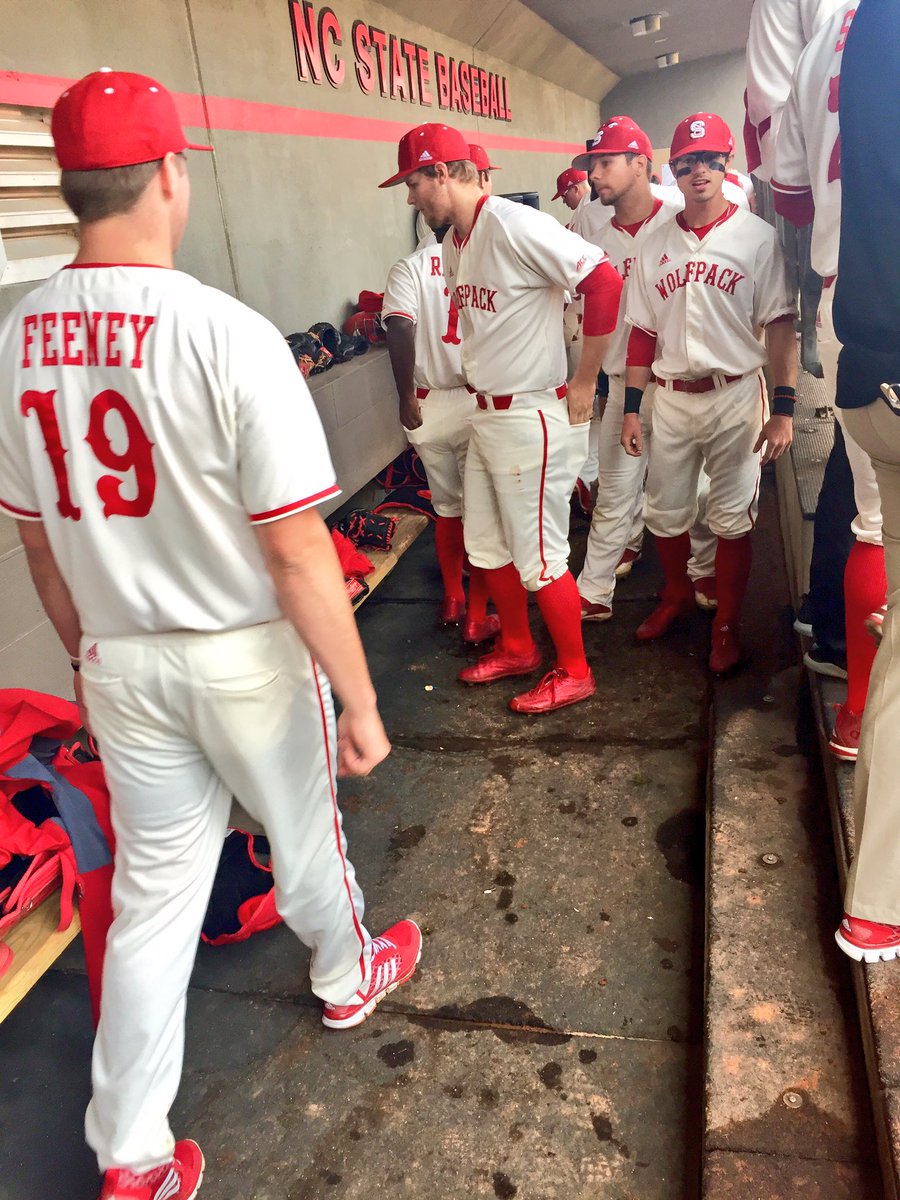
[{"xmin": 690, "ymin": 120, "xmax": 706, "ymax": 139}]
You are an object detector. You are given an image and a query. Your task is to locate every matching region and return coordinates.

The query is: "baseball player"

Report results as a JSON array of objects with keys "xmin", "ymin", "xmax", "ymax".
[
  {"xmin": 0, "ymin": 70, "xmax": 422, "ymax": 1200},
  {"xmin": 567, "ymin": 116, "xmax": 718, "ymax": 623},
  {"xmin": 621, "ymin": 112, "xmax": 798, "ymax": 673},
  {"xmin": 772, "ymin": 2, "xmax": 886, "ymax": 761},
  {"xmin": 469, "ymin": 142, "xmax": 500, "ymax": 193},
  {"xmin": 830, "ymin": 0, "xmax": 900, "ymax": 964},
  {"xmin": 381, "ymin": 124, "xmax": 623, "ymax": 712},
  {"xmin": 553, "ymin": 167, "xmax": 590, "ymax": 215},
  {"xmin": 744, "ymin": 0, "xmax": 846, "ymax": 179},
  {"xmin": 382, "ymin": 169, "xmax": 498, "ymax": 642}
]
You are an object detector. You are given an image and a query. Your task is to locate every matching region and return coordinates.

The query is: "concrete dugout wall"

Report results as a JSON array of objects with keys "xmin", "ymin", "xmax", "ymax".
[{"xmin": 0, "ymin": 0, "xmax": 615, "ymax": 693}]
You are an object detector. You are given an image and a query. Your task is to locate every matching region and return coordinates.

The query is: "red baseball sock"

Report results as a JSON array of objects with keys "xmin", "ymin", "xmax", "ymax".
[
  {"xmin": 466, "ymin": 564, "xmax": 490, "ymax": 623},
  {"xmin": 715, "ymin": 534, "xmax": 752, "ymax": 629},
  {"xmin": 844, "ymin": 540, "xmax": 887, "ymax": 712},
  {"xmin": 485, "ymin": 563, "xmax": 534, "ymax": 654},
  {"xmin": 536, "ymin": 573, "xmax": 590, "ymax": 678},
  {"xmin": 434, "ymin": 516, "xmax": 465, "ymax": 604},
  {"xmin": 655, "ymin": 532, "xmax": 693, "ymax": 602}
]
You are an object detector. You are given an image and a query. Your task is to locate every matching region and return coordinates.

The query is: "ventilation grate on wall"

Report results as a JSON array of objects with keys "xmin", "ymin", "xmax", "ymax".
[{"xmin": 0, "ymin": 105, "xmax": 77, "ymax": 287}]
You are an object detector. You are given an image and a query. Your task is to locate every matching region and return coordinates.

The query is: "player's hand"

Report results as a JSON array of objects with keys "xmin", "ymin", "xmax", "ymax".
[
  {"xmin": 567, "ymin": 378, "xmax": 594, "ymax": 425},
  {"xmin": 621, "ymin": 413, "xmax": 644, "ymax": 457},
  {"xmin": 399, "ymin": 396, "xmax": 423, "ymax": 431},
  {"xmin": 754, "ymin": 414, "xmax": 793, "ymax": 465},
  {"xmin": 73, "ymin": 670, "xmax": 94, "ymax": 738},
  {"xmin": 336, "ymin": 706, "xmax": 391, "ymax": 777}
]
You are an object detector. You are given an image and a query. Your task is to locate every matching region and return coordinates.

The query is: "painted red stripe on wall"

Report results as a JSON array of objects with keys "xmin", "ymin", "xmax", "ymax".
[{"xmin": 0, "ymin": 70, "xmax": 583, "ymax": 156}]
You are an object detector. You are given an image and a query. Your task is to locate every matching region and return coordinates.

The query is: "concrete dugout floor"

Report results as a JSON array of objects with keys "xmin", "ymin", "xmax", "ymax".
[{"xmin": 1, "ymin": 501, "xmax": 749, "ymax": 1200}]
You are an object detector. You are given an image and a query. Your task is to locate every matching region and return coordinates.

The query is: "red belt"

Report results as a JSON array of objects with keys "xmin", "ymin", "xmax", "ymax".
[
  {"xmin": 415, "ymin": 386, "xmax": 430, "ymax": 399},
  {"xmin": 653, "ymin": 373, "xmax": 743, "ymax": 394},
  {"xmin": 469, "ymin": 382, "xmax": 568, "ymax": 411}
]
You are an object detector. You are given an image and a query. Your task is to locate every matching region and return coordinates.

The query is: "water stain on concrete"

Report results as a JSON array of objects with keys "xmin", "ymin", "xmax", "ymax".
[
  {"xmin": 654, "ymin": 937, "xmax": 679, "ymax": 953},
  {"xmin": 494, "ymin": 870, "xmax": 516, "ymax": 887},
  {"xmin": 492, "ymin": 1171, "xmax": 518, "ymax": 1198},
  {"xmin": 388, "ymin": 825, "xmax": 426, "ymax": 854},
  {"xmin": 503, "ymin": 912, "xmax": 519, "ymax": 924},
  {"xmin": 538, "ymin": 1061, "xmax": 563, "ymax": 1090},
  {"xmin": 655, "ymin": 808, "xmax": 704, "ymax": 886},
  {"xmin": 496, "ymin": 889, "xmax": 514, "ymax": 910},
  {"xmin": 480, "ymin": 1086, "xmax": 499, "ymax": 1108},
  {"xmin": 409, "ymin": 996, "xmax": 571, "ymax": 1045},
  {"xmin": 579, "ymin": 1048, "xmax": 598, "ymax": 1064},
  {"xmin": 622, "ymin": 816, "xmax": 639, "ymax": 827},
  {"xmin": 376, "ymin": 1039, "xmax": 415, "ymax": 1069}
]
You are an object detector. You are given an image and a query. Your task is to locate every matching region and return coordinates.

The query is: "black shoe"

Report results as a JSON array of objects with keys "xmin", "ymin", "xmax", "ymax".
[
  {"xmin": 803, "ymin": 642, "xmax": 848, "ymax": 680},
  {"xmin": 793, "ymin": 594, "xmax": 813, "ymax": 637}
]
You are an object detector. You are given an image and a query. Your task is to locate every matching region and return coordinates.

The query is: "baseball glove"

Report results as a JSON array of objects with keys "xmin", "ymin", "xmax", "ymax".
[{"xmin": 336, "ymin": 509, "xmax": 396, "ymax": 551}]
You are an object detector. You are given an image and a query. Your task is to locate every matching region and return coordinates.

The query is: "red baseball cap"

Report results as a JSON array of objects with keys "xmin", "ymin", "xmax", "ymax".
[
  {"xmin": 468, "ymin": 143, "xmax": 501, "ymax": 173},
  {"xmin": 572, "ymin": 116, "xmax": 653, "ymax": 170},
  {"xmin": 669, "ymin": 112, "xmax": 734, "ymax": 162},
  {"xmin": 554, "ymin": 168, "xmax": 588, "ymax": 200},
  {"xmin": 52, "ymin": 69, "xmax": 212, "ymax": 171},
  {"xmin": 379, "ymin": 123, "xmax": 472, "ymax": 188}
]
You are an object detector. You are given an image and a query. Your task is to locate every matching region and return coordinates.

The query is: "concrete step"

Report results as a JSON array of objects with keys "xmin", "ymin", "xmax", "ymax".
[{"xmin": 703, "ymin": 475, "xmax": 880, "ymax": 1196}]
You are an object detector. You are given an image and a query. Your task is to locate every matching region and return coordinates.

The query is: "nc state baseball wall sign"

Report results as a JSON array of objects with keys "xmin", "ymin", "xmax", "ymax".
[{"xmin": 289, "ymin": 2, "xmax": 512, "ymax": 121}]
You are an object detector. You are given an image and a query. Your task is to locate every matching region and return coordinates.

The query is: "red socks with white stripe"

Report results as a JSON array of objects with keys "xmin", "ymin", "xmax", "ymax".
[
  {"xmin": 714, "ymin": 534, "xmax": 753, "ymax": 629},
  {"xmin": 844, "ymin": 541, "xmax": 887, "ymax": 713},
  {"xmin": 434, "ymin": 516, "xmax": 465, "ymax": 606},
  {"xmin": 536, "ymin": 573, "xmax": 591, "ymax": 678}
]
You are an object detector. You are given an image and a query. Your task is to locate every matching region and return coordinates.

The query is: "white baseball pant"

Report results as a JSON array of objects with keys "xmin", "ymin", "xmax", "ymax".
[
  {"xmin": 81, "ymin": 619, "xmax": 371, "ymax": 1173},
  {"xmin": 819, "ymin": 286, "xmax": 883, "ymax": 546},
  {"xmin": 578, "ymin": 394, "xmax": 602, "ymax": 486},
  {"xmin": 841, "ymin": 398, "xmax": 900, "ymax": 922},
  {"xmin": 463, "ymin": 386, "xmax": 588, "ymax": 590},
  {"xmin": 403, "ymin": 385, "xmax": 477, "ymax": 518},
  {"xmin": 644, "ymin": 373, "xmax": 767, "ymax": 539},
  {"xmin": 577, "ymin": 379, "xmax": 717, "ymax": 606}
]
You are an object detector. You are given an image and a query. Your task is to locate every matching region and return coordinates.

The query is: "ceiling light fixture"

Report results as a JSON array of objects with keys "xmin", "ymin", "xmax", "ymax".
[
  {"xmin": 630, "ymin": 13, "xmax": 663, "ymax": 36},
  {"xmin": 656, "ymin": 51, "xmax": 680, "ymax": 67}
]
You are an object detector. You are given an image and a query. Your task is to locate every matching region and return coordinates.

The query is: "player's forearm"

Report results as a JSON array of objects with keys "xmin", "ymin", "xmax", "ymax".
[
  {"xmin": 386, "ymin": 318, "xmax": 417, "ymax": 404},
  {"xmin": 765, "ymin": 319, "xmax": 799, "ymax": 391},
  {"xmin": 256, "ymin": 511, "xmax": 378, "ymax": 712},
  {"xmin": 17, "ymin": 521, "xmax": 82, "ymax": 660},
  {"xmin": 571, "ymin": 333, "xmax": 609, "ymax": 390}
]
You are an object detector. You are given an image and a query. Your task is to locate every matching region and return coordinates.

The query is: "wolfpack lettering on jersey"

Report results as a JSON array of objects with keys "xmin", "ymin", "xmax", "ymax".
[
  {"xmin": 771, "ymin": 4, "xmax": 855, "ymax": 277},
  {"xmin": 576, "ymin": 196, "xmax": 679, "ymax": 375},
  {"xmin": 441, "ymin": 194, "xmax": 604, "ymax": 395},
  {"xmin": 745, "ymin": 0, "xmax": 846, "ymax": 180},
  {"xmin": 382, "ymin": 241, "xmax": 466, "ymax": 391},
  {"xmin": 626, "ymin": 206, "xmax": 794, "ymax": 377},
  {"xmin": 0, "ymin": 265, "xmax": 338, "ymax": 637}
]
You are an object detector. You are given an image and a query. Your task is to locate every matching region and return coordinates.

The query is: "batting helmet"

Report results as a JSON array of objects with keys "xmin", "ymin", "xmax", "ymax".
[
  {"xmin": 669, "ymin": 113, "xmax": 734, "ymax": 162},
  {"xmin": 572, "ymin": 116, "xmax": 653, "ymax": 171}
]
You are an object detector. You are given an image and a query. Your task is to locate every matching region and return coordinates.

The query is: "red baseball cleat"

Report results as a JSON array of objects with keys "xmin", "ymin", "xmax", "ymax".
[
  {"xmin": 635, "ymin": 596, "xmax": 693, "ymax": 641},
  {"xmin": 509, "ymin": 668, "xmax": 596, "ymax": 713},
  {"xmin": 580, "ymin": 597, "xmax": 612, "ymax": 622},
  {"xmin": 693, "ymin": 576, "xmax": 718, "ymax": 610},
  {"xmin": 458, "ymin": 646, "xmax": 542, "ymax": 685},
  {"xmin": 865, "ymin": 605, "xmax": 887, "ymax": 646},
  {"xmin": 835, "ymin": 913, "xmax": 900, "ymax": 963},
  {"xmin": 614, "ymin": 549, "xmax": 641, "ymax": 578},
  {"xmin": 322, "ymin": 919, "xmax": 422, "ymax": 1029},
  {"xmin": 439, "ymin": 596, "xmax": 466, "ymax": 626},
  {"xmin": 462, "ymin": 613, "xmax": 501, "ymax": 644},
  {"xmin": 829, "ymin": 703, "xmax": 861, "ymax": 762},
  {"xmin": 100, "ymin": 1140, "xmax": 204, "ymax": 1200},
  {"xmin": 708, "ymin": 625, "xmax": 741, "ymax": 673},
  {"xmin": 573, "ymin": 478, "xmax": 595, "ymax": 516}
]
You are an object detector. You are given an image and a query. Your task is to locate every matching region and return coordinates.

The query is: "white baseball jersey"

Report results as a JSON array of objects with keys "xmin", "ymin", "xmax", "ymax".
[
  {"xmin": 626, "ymin": 206, "xmax": 795, "ymax": 378},
  {"xmin": 441, "ymin": 195, "xmax": 605, "ymax": 396},
  {"xmin": 726, "ymin": 170, "xmax": 756, "ymax": 205},
  {"xmin": 771, "ymin": 4, "xmax": 855, "ymax": 277},
  {"xmin": 0, "ymin": 265, "xmax": 339, "ymax": 637},
  {"xmin": 577, "ymin": 196, "xmax": 681, "ymax": 376},
  {"xmin": 745, "ymin": 0, "xmax": 846, "ymax": 181},
  {"xmin": 382, "ymin": 241, "xmax": 465, "ymax": 392}
]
